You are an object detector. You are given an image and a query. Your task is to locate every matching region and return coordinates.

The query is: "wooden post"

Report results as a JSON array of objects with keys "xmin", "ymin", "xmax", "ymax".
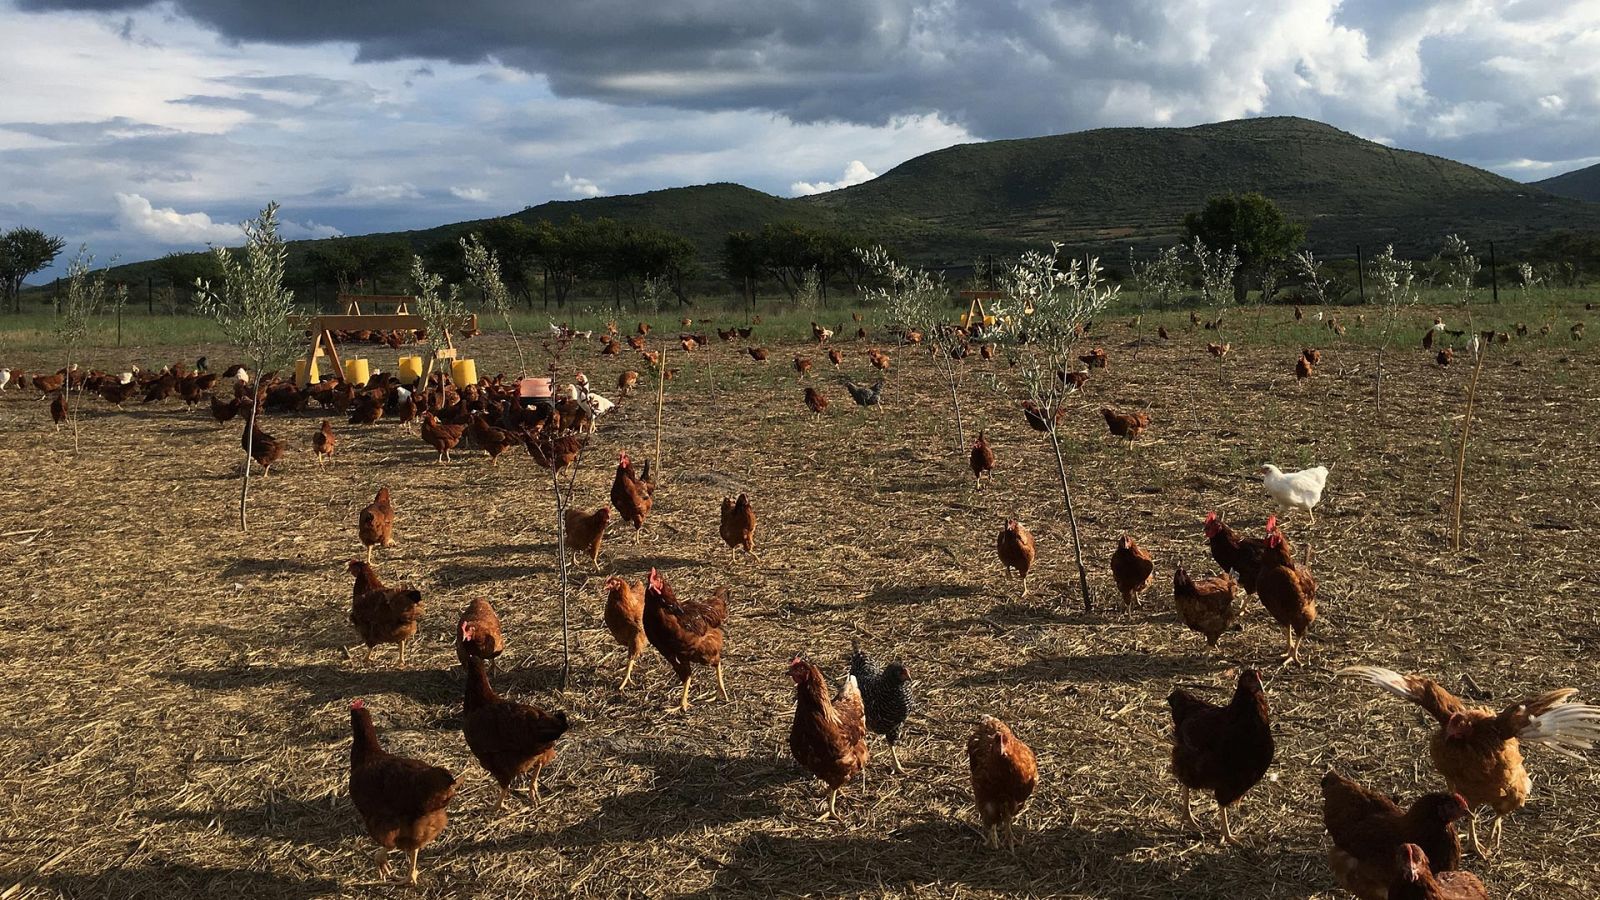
[
  {"xmin": 147, "ymin": 276, "xmax": 154, "ymax": 314},
  {"xmin": 1489, "ymin": 241, "xmax": 1498, "ymax": 303},
  {"xmin": 322, "ymin": 331, "xmax": 346, "ymax": 385},
  {"xmin": 1355, "ymin": 245, "xmax": 1366, "ymax": 303}
]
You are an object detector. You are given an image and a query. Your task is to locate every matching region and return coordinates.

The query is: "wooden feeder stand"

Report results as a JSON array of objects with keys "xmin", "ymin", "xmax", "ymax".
[
  {"xmin": 958, "ymin": 290, "xmax": 1003, "ymax": 329},
  {"xmin": 291, "ymin": 293, "xmax": 476, "ymax": 388}
]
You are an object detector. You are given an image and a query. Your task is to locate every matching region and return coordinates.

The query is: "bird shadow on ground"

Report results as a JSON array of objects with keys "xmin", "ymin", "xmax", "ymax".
[
  {"xmin": 864, "ymin": 584, "xmax": 982, "ymax": 607},
  {"xmin": 689, "ymin": 819, "xmax": 1323, "ymax": 897},
  {"xmin": 163, "ymin": 661, "xmax": 459, "ymax": 706},
  {"xmin": 881, "ymin": 477, "xmax": 956, "ymax": 495},
  {"xmin": 431, "ymin": 561, "xmax": 555, "ymax": 587},
  {"xmin": 953, "ymin": 651, "xmax": 1210, "ymax": 688},
  {"xmin": 36, "ymin": 860, "xmax": 339, "ymax": 900},
  {"xmin": 220, "ymin": 557, "xmax": 325, "ymax": 578},
  {"xmin": 140, "ymin": 792, "xmax": 347, "ymax": 844},
  {"xmin": 445, "ymin": 542, "xmax": 545, "ymax": 559},
  {"xmin": 454, "ymin": 749, "xmax": 794, "ymax": 855},
  {"xmin": 608, "ymin": 553, "xmax": 708, "ymax": 574}
]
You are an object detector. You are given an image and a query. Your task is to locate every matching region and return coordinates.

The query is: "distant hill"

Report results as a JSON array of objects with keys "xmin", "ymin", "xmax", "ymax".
[
  {"xmin": 38, "ymin": 116, "xmax": 1600, "ymax": 298},
  {"xmin": 803, "ymin": 116, "xmax": 1598, "ymax": 258},
  {"xmin": 1533, "ymin": 162, "xmax": 1600, "ymax": 202},
  {"xmin": 467, "ymin": 117, "xmax": 1596, "ymax": 263}
]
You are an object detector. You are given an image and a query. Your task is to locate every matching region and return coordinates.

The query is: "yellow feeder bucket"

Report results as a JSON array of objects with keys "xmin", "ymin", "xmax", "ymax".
[
  {"xmin": 295, "ymin": 358, "xmax": 320, "ymax": 387},
  {"xmin": 451, "ymin": 358, "xmax": 478, "ymax": 387},
  {"xmin": 397, "ymin": 355, "xmax": 423, "ymax": 385},
  {"xmin": 982, "ymin": 315, "xmax": 997, "ymax": 327},
  {"xmin": 343, "ymin": 358, "xmax": 370, "ymax": 386}
]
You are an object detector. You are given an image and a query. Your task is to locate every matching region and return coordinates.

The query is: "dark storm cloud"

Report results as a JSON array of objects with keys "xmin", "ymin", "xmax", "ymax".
[
  {"xmin": 16, "ymin": 0, "xmax": 1600, "ymax": 172},
  {"xmin": 10, "ymin": 0, "xmax": 1192, "ymax": 137}
]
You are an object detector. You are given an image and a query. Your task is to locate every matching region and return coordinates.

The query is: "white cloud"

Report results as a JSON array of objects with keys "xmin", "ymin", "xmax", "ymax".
[
  {"xmin": 789, "ymin": 160, "xmax": 878, "ymax": 196},
  {"xmin": 114, "ymin": 192, "xmax": 242, "ymax": 244},
  {"xmin": 339, "ymin": 183, "xmax": 423, "ymax": 202},
  {"xmin": 281, "ymin": 219, "xmax": 343, "ymax": 240},
  {"xmin": 112, "ymin": 192, "xmax": 341, "ymax": 245},
  {"xmin": 449, "ymin": 185, "xmax": 490, "ymax": 202},
  {"xmin": 553, "ymin": 173, "xmax": 604, "ymax": 196}
]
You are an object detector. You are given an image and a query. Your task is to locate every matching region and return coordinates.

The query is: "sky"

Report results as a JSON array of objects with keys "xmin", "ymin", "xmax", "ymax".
[{"xmin": 3, "ymin": 0, "xmax": 1599, "ymax": 277}]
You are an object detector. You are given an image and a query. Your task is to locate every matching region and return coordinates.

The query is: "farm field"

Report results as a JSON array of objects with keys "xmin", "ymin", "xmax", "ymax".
[{"xmin": 0, "ymin": 300, "xmax": 1597, "ymax": 899}]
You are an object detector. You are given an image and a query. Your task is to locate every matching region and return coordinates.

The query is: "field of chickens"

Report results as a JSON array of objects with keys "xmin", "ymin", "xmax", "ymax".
[{"xmin": 1, "ymin": 302, "xmax": 1597, "ymax": 899}]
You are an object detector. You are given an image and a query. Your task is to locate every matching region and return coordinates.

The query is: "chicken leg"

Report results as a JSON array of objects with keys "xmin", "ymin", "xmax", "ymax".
[
  {"xmin": 985, "ymin": 824, "xmax": 1000, "ymax": 850},
  {"xmin": 817, "ymin": 786, "xmax": 841, "ymax": 821},
  {"xmin": 397, "ymin": 639, "xmax": 407, "ymax": 668},
  {"xmin": 529, "ymin": 763, "xmax": 545, "ymax": 803},
  {"xmin": 1281, "ymin": 626, "xmax": 1299, "ymax": 665},
  {"xmin": 373, "ymin": 846, "xmax": 391, "ymax": 879},
  {"xmin": 407, "ymin": 848, "xmax": 421, "ymax": 885},
  {"xmin": 672, "ymin": 675, "xmax": 694, "ymax": 713},
  {"xmin": 889, "ymin": 743, "xmax": 905, "ymax": 774},
  {"xmin": 714, "ymin": 661, "xmax": 730, "ymax": 702},
  {"xmin": 619, "ymin": 654, "xmax": 638, "ymax": 690},
  {"xmin": 1218, "ymin": 804, "xmax": 1240, "ymax": 845},
  {"xmin": 1178, "ymin": 785, "xmax": 1200, "ymax": 831}
]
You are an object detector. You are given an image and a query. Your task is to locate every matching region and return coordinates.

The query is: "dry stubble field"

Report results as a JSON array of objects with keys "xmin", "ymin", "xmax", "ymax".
[{"xmin": 0, "ymin": 308, "xmax": 1597, "ymax": 899}]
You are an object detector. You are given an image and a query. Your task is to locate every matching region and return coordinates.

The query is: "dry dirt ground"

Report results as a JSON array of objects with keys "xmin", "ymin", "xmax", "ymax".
[{"xmin": 0, "ymin": 310, "xmax": 1597, "ymax": 898}]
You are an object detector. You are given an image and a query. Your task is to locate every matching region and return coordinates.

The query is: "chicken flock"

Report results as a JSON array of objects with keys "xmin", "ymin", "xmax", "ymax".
[{"xmin": 9, "ymin": 310, "xmax": 1597, "ymax": 897}]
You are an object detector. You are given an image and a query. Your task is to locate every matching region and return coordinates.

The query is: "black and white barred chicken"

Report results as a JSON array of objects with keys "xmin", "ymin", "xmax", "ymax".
[{"xmin": 848, "ymin": 642, "xmax": 914, "ymax": 772}]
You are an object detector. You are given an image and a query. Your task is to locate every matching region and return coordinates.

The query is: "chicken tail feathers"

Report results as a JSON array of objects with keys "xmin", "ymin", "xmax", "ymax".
[
  {"xmin": 1339, "ymin": 665, "xmax": 1419, "ymax": 702},
  {"xmin": 1519, "ymin": 700, "xmax": 1600, "ymax": 761}
]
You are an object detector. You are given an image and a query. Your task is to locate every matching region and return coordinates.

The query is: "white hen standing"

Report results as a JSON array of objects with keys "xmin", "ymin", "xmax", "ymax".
[{"xmin": 1261, "ymin": 464, "xmax": 1329, "ymax": 523}]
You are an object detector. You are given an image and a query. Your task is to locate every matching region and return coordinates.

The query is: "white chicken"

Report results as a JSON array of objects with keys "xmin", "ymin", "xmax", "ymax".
[
  {"xmin": 1260, "ymin": 463, "xmax": 1329, "ymax": 523},
  {"xmin": 0, "ymin": 369, "xmax": 10, "ymax": 391},
  {"xmin": 561, "ymin": 383, "xmax": 615, "ymax": 421}
]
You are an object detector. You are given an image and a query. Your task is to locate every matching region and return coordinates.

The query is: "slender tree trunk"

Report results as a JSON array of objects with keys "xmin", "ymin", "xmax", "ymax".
[
  {"xmin": 550, "ymin": 464, "xmax": 571, "ymax": 690},
  {"xmin": 1374, "ymin": 345, "xmax": 1384, "ymax": 421},
  {"xmin": 1451, "ymin": 347, "xmax": 1486, "ymax": 551},
  {"xmin": 500, "ymin": 311, "xmax": 527, "ymax": 375},
  {"xmin": 938, "ymin": 348, "xmax": 966, "ymax": 452},
  {"xmin": 654, "ymin": 347, "xmax": 667, "ymax": 472},
  {"xmin": 240, "ymin": 392, "xmax": 259, "ymax": 531},
  {"xmin": 1048, "ymin": 428, "xmax": 1092, "ymax": 611}
]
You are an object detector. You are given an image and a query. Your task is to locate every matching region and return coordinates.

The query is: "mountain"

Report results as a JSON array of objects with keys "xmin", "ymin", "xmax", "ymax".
[
  {"xmin": 393, "ymin": 182, "xmax": 862, "ymax": 262},
  {"xmin": 37, "ymin": 116, "xmax": 1600, "ymax": 297},
  {"xmin": 1533, "ymin": 162, "xmax": 1600, "ymax": 202},
  {"xmin": 803, "ymin": 116, "xmax": 1597, "ymax": 258},
  {"xmin": 354, "ymin": 116, "xmax": 1600, "ymax": 264}
]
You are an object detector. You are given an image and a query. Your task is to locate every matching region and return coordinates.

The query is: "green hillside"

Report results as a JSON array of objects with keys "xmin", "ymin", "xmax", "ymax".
[
  {"xmin": 1533, "ymin": 162, "xmax": 1600, "ymax": 202},
  {"xmin": 28, "ymin": 115, "xmax": 1600, "ymax": 300},
  {"xmin": 803, "ymin": 116, "xmax": 1598, "ymax": 258}
]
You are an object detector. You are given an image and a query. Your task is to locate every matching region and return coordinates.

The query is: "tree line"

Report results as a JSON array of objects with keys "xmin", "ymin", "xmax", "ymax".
[{"xmin": 9, "ymin": 195, "xmax": 1600, "ymax": 314}]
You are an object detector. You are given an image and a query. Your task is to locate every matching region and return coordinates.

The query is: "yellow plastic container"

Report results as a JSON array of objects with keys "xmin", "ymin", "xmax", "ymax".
[
  {"xmin": 344, "ymin": 358, "xmax": 370, "ymax": 386},
  {"xmin": 397, "ymin": 355, "xmax": 423, "ymax": 385},
  {"xmin": 959, "ymin": 313, "xmax": 971, "ymax": 326},
  {"xmin": 982, "ymin": 315, "xmax": 997, "ymax": 327},
  {"xmin": 451, "ymin": 358, "xmax": 478, "ymax": 388},
  {"xmin": 295, "ymin": 358, "xmax": 320, "ymax": 387}
]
